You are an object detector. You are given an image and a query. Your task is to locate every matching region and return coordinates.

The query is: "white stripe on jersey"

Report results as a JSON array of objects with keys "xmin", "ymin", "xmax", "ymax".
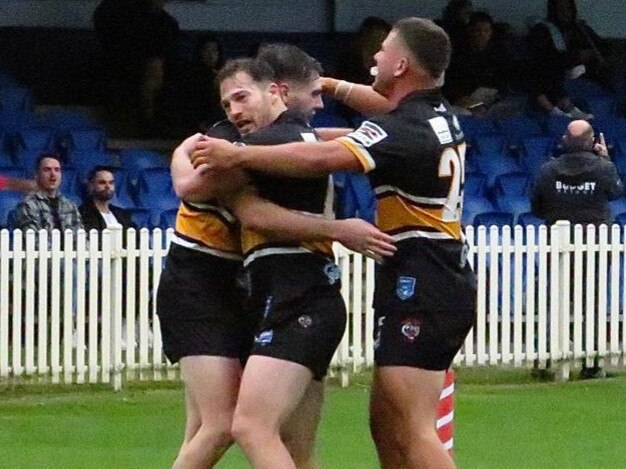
[
  {"xmin": 171, "ymin": 234, "xmax": 243, "ymax": 261},
  {"xmin": 243, "ymin": 246, "xmax": 314, "ymax": 267},
  {"xmin": 391, "ymin": 230, "xmax": 455, "ymax": 242}
]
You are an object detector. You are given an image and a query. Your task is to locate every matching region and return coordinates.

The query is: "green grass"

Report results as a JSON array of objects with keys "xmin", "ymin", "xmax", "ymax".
[{"xmin": 0, "ymin": 371, "xmax": 625, "ymax": 468}]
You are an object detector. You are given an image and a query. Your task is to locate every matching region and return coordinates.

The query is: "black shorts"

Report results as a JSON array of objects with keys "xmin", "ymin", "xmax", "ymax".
[
  {"xmin": 249, "ymin": 287, "xmax": 346, "ymax": 381},
  {"xmin": 373, "ymin": 308, "xmax": 475, "ymax": 370},
  {"xmin": 156, "ymin": 243, "xmax": 250, "ymax": 364}
]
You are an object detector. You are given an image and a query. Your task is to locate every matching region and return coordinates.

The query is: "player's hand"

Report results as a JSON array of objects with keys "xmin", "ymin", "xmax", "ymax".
[
  {"xmin": 335, "ymin": 218, "xmax": 396, "ymax": 262},
  {"xmin": 177, "ymin": 133, "xmax": 204, "ymax": 155},
  {"xmin": 594, "ymin": 132, "xmax": 609, "ymax": 158},
  {"xmin": 190, "ymin": 137, "xmax": 239, "ymax": 170}
]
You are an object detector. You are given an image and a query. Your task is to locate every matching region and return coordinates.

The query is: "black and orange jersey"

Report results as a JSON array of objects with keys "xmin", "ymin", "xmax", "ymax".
[
  {"xmin": 171, "ymin": 120, "xmax": 243, "ymax": 260},
  {"xmin": 241, "ymin": 109, "xmax": 334, "ymax": 267},
  {"xmin": 338, "ymin": 89, "xmax": 466, "ymax": 244}
]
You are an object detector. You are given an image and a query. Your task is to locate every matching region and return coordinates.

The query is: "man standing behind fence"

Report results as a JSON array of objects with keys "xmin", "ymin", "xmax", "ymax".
[
  {"xmin": 531, "ymin": 120, "xmax": 622, "ymax": 226},
  {"xmin": 190, "ymin": 18, "xmax": 477, "ymax": 468},
  {"xmin": 531, "ymin": 120, "xmax": 623, "ymax": 379},
  {"xmin": 13, "ymin": 154, "xmax": 83, "ymax": 234}
]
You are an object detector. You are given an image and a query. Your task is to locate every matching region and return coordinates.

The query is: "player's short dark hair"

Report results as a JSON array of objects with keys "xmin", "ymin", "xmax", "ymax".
[
  {"xmin": 256, "ymin": 43, "xmax": 323, "ymax": 84},
  {"xmin": 393, "ymin": 17, "xmax": 451, "ymax": 80},
  {"xmin": 35, "ymin": 153, "xmax": 62, "ymax": 171},
  {"xmin": 217, "ymin": 57, "xmax": 275, "ymax": 85},
  {"xmin": 86, "ymin": 165, "xmax": 116, "ymax": 182}
]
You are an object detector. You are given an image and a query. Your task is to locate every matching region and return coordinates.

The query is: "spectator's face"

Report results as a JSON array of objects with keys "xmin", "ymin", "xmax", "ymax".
[
  {"xmin": 281, "ymin": 74, "xmax": 324, "ymax": 121},
  {"xmin": 470, "ymin": 21, "xmax": 493, "ymax": 50},
  {"xmin": 36, "ymin": 157, "xmax": 61, "ymax": 193},
  {"xmin": 220, "ymin": 71, "xmax": 278, "ymax": 135},
  {"xmin": 89, "ymin": 170, "xmax": 115, "ymax": 202},
  {"xmin": 200, "ymin": 41, "xmax": 220, "ymax": 69},
  {"xmin": 372, "ymin": 30, "xmax": 404, "ymax": 97}
]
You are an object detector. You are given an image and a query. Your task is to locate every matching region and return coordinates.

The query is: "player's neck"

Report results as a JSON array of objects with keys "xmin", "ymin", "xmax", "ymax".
[{"xmin": 387, "ymin": 76, "xmax": 438, "ymax": 108}]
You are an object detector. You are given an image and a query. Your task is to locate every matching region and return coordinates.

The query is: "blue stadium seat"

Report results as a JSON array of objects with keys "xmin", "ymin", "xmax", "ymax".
[
  {"xmin": 456, "ymin": 115, "xmax": 498, "ymax": 140},
  {"xmin": 609, "ymin": 197, "xmax": 626, "ymax": 220},
  {"xmin": 59, "ymin": 167, "xmax": 81, "ymax": 197},
  {"xmin": 136, "ymin": 192, "xmax": 180, "ymax": 227},
  {"xmin": 119, "ymin": 149, "xmax": 169, "ymax": 181},
  {"xmin": 65, "ymin": 126, "xmax": 106, "ymax": 152},
  {"xmin": 127, "ymin": 207, "xmax": 152, "ymax": 229},
  {"xmin": 38, "ymin": 109, "xmax": 95, "ymax": 131},
  {"xmin": 464, "ymin": 172, "xmax": 488, "ymax": 197},
  {"xmin": 474, "ymin": 134, "xmax": 508, "ymax": 155},
  {"xmin": 615, "ymin": 212, "xmax": 626, "ymax": 226},
  {"xmin": 66, "ymin": 150, "xmax": 117, "ymax": 179},
  {"xmin": 581, "ymin": 94, "xmax": 616, "ymax": 119},
  {"xmin": 518, "ymin": 211, "xmax": 545, "ymax": 229},
  {"xmin": 495, "ymin": 115, "xmax": 543, "ymax": 149},
  {"xmin": 473, "ymin": 211, "xmax": 514, "ymax": 228},
  {"xmin": 545, "ymin": 114, "xmax": 572, "ymax": 137},
  {"xmin": 0, "ymin": 86, "xmax": 34, "ymax": 112},
  {"xmin": 159, "ymin": 208, "xmax": 178, "ymax": 230},
  {"xmin": 0, "ymin": 167, "xmax": 26, "ymax": 179},
  {"xmin": 495, "ymin": 196, "xmax": 531, "ymax": 223},
  {"xmin": 474, "ymin": 151, "xmax": 522, "ymax": 188},
  {"xmin": 109, "ymin": 168, "xmax": 136, "ymax": 209},
  {"xmin": 0, "ymin": 190, "xmax": 24, "ymax": 228},
  {"xmin": 521, "ymin": 136, "xmax": 555, "ymax": 174},
  {"xmin": 137, "ymin": 167, "xmax": 174, "ymax": 196},
  {"xmin": 565, "ymin": 77, "xmax": 605, "ymax": 100},
  {"xmin": 494, "ymin": 171, "xmax": 530, "ymax": 197},
  {"xmin": 462, "ymin": 195, "xmax": 496, "ymax": 226},
  {"xmin": 15, "ymin": 125, "xmax": 55, "ymax": 151}
]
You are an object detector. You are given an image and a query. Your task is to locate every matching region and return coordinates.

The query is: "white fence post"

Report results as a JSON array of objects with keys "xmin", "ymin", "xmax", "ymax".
[
  {"xmin": 556, "ymin": 220, "xmax": 571, "ymax": 381},
  {"xmin": 110, "ymin": 224, "xmax": 124, "ymax": 391}
]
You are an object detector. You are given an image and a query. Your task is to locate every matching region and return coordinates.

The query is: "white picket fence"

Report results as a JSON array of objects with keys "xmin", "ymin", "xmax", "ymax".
[{"xmin": 0, "ymin": 221, "xmax": 625, "ymax": 389}]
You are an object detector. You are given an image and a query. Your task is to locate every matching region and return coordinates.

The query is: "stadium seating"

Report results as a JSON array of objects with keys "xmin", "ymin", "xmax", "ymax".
[
  {"xmin": 64, "ymin": 126, "xmax": 106, "ymax": 153},
  {"xmin": 136, "ymin": 167, "xmax": 174, "ymax": 196},
  {"xmin": 119, "ymin": 149, "xmax": 169, "ymax": 181},
  {"xmin": 456, "ymin": 115, "xmax": 498, "ymax": 140},
  {"xmin": 0, "ymin": 86, "xmax": 34, "ymax": 113},
  {"xmin": 493, "ymin": 171, "xmax": 530, "ymax": 197},
  {"xmin": 159, "ymin": 208, "xmax": 178, "ymax": 230},
  {"xmin": 496, "ymin": 115, "xmax": 543, "ymax": 150},
  {"xmin": 66, "ymin": 150, "xmax": 117, "ymax": 180},
  {"xmin": 545, "ymin": 114, "xmax": 572, "ymax": 137},
  {"xmin": 609, "ymin": 197, "xmax": 626, "ymax": 220},
  {"xmin": 520, "ymin": 135, "xmax": 555, "ymax": 174},
  {"xmin": 0, "ymin": 190, "xmax": 24, "ymax": 228},
  {"xmin": 462, "ymin": 195, "xmax": 496, "ymax": 226},
  {"xmin": 127, "ymin": 207, "xmax": 152, "ymax": 229},
  {"xmin": 464, "ymin": 172, "xmax": 488, "ymax": 197},
  {"xmin": 517, "ymin": 211, "xmax": 545, "ymax": 229},
  {"xmin": 474, "ymin": 151, "xmax": 522, "ymax": 189},
  {"xmin": 473, "ymin": 211, "xmax": 515, "ymax": 229}
]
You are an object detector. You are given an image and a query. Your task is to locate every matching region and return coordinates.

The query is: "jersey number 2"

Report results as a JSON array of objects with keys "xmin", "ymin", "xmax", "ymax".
[{"xmin": 438, "ymin": 143, "xmax": 466, "ymax": 222}]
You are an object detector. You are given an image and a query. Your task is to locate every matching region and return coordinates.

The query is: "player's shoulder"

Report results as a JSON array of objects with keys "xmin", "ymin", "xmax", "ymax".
[
  {"xmin": 205, "ymin": 120, "xmax": 240, "ymax": 142},
  {"xmin": 245, "ymin": 110, "xmax": 314, "ymax": 145}
]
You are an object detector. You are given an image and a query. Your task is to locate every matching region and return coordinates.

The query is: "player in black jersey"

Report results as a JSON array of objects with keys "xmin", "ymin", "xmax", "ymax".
[
  {"xmin": 170, "ymin": 57, "xmax": 395, "ymax": 468},
  {"xmin": 191, "ymin": 18, "xmax": 476, "ymax": 469}
]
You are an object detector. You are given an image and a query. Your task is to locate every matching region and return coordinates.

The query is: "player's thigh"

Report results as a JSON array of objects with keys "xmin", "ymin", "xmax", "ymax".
[
  {"xmin": 371, "ymin": 365, "xmax": 445, "ymax": 433},
  {"xmin": 235, "ymin": 355, "xmax": 313, "ymax": 429},
  {"xmin": 282, "ymin": 379, "xmax": 325, "ymax": 444},
  {"xmin": 181, "ymin": 355, "xmax": 242, "ymax": 422}
]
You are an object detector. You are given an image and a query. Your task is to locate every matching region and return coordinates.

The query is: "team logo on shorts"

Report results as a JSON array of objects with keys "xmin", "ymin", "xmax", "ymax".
[
  {"xmin": 396, "ymin": 276, "xmax": 416, "ymax": 301},
  {"xmin": 323, "ymin": 263, "xmax": 341, "ymax": 285},
  {"xmin": 254, "ymin": 329, "xmax": 274, "ymax": 346},
  {"xmin": 400, "ymin": 318, "xmax": 421, "ymax": 342},
  {"xmin": 298, "ymin": 315, "xmax": 313, "ymax": 328}
]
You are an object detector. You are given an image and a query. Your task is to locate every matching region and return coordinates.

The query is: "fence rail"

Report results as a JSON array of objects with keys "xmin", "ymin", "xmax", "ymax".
[{"xmin": 0, "ymin": 222, "xmax": 624, "ymax": 389}]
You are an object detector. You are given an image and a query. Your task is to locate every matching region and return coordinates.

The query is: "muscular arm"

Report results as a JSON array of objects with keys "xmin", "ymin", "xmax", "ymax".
[
  {"xmin": 192, "ymin": 138, "xmax": 364, "ymax": 179},
  {"xmin": 171, "ymin": 133, "xmax": 248, "ymax": 202},
  {"xmin": 225, "ymin": 188, "xmax": 395, "ymax": 259},
  {"xmin": 321, "ymin": 78, "xmax": 392, "ymax": 116}
]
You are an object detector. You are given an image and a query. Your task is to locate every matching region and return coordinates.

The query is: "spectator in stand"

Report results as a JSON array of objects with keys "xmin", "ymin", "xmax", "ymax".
[
  {"xmin": 93, "ymin": 0, "xmax": 180, "ymax": 133},
  {"xmin": 0, "ymin": 174, "xmax": 35, "ymax": 192},
  {"xmin": 526, "ymin": 0, "xmax": 598, "ymax": 119},
  {"xmin": 158, "ymin": 33, "xmax": 226, "ymax": 138},
  {"xmin": 13, "ymin": 154, "xmax": 83, "ymax": 234},
  {"xmin": 438, "ymin": 0, "xmax": 474, "ymax": 54},
  {"xmin": 339, "ymin": 16, "xmax": 392, "ymax": 86},
  {"xmin": 543, "ymin": 0, "xmax": 613, "ymax": 90},
  {"xmin": 444, "ymin": 11, "xmax": 522, "ymax": 119},
  {"xmin": 79, "ymin": 166, "xmax": 135, "ymax": 233},
  {"xmin": 531, "ymin": 120, "xmax": 622, "ymax": 380}
]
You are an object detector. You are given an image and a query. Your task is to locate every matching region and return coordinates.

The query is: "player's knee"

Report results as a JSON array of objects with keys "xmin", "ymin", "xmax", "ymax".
[{"xmin": 231, "ymin": 413, "xmax": 262, "ymax": 448}]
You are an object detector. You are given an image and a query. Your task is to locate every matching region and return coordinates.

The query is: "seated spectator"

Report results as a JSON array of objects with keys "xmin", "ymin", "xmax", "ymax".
[
  {"xmin": 93, "ymin": 0, "xmax": 180, "ymax": 134},
  {"xmin": 13, "ymin": 154, "xmax": 83, "ymax": 234},
  {"xmin": 525, "ymin": 0, "xmax": 598, "ymax": 119},
  {"xmin": 543, "ymin": 0, "xmax": 613, "ymax": 90},
  {"xmin": 438, "ymin": 0, "xmax": 474, "ymax": 54},
  {"xmin": 0, "ymin": 174, "xmax": 35, "ymax": 192},
  {"xmin": 444, "ymin": 11, "xmax": 522, "ymax": 119},
  {"xmin": 79, "ymin": 166, "xmax": 135, "ymax": 232},
  {"xmin": 157, "ymin": 33, "xmax": 226, "ymax": 138}
]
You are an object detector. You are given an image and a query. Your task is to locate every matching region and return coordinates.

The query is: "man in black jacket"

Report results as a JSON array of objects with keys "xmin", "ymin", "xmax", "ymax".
[
  {"xmin": 531, "ymin": 119, "xmax": 622, "ymax": 225},
  {"xmin": 80, "ymin": 166, "xmax": 135, "ymax": 232}
]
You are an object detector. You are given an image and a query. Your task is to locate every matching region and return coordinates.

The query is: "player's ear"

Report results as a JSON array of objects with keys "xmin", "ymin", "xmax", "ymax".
[
  {"xmin": 394, "ymin": 56, "xmax": 409, "ymax": 77},
  {"xmin": 277, "ymin": 82, "xmax": 290, "ymax": 100}
]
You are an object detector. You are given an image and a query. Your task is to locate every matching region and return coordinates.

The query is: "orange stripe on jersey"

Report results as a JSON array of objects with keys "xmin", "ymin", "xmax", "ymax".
[
  {"xmin": 241, "ymin": 228, "xmax": 334, "ymax": 260},
  {"xmin": 175, "ymin": 202, "xmax": 241, "ymax": 255},
  {"xmin": 337, "ymin": 137, "xmax": 375, "ymax": 173},
  {"xmin": 377, "ymin": 195, "xmax": 462, "ymax": 240}
]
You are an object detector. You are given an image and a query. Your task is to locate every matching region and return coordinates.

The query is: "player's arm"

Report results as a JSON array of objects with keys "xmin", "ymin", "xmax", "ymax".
[
  {"xmin": 224, "ymin": 187, "xmax": 395, "ymax": 260},
  {"xmin": 191, "ymin": 138, "xmax": 368, "ymax": 179},
  {"xmin": 321, "ymin": 77, "xmax": 392, "ymax": 116},
  {"xmin": 171, "ymin": 133, "xmax": 249, "ymax": 202},
  {"xmin": 314, "ymin": 127, "xmax": 352, "ymax": 141}
]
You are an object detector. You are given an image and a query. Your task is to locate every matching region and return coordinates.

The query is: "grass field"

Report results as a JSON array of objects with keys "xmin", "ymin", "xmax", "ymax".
[{"xmin": 1, "ymin": 369, "xmax": 625, "ymax": 468}]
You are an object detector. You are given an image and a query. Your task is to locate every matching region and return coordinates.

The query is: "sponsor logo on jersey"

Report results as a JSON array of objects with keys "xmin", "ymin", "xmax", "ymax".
[
  {"xmin": 400, "ymin": 317, "xmax": 421, "ymax": 342},
  {"xmin": 349, "ymin": 121, "xmax": 388, "ymax": 147},
  {"xmin": 255, "ymin": 329, "xmax": 274, "ymax": 345},
  {"xmin": 323, "ymin": 262, "xmax": 341, "ymax": 285},
  {"xmin": 301, "ymin": 132, "xmax": 318, "ymax": 142},
  {"xmin": 298, "ymin": 315, "xmax": 313, "ymax": 328},
  {"xmin": 396, "ymin": 276, "xmax": 416, "ymax": 301},
  {"xmin": 429, "ymin": 116, "xmax": 453, "ymax": 145}
]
